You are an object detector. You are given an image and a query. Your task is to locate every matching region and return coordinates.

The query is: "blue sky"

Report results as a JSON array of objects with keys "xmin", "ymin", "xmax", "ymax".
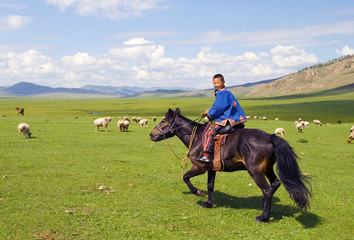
[{"xmin": 1, "ymin": 0, "xmax": 354, "ymax": 89}]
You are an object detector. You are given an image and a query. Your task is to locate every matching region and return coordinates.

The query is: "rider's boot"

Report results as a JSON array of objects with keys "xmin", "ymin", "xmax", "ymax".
[{"xmin": 196, "ymin": 152, "xmax": 212, "ymax": 164}]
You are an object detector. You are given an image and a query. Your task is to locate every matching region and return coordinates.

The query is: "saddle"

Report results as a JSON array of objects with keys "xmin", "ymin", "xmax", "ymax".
[{"xmin": 202, "ymin": 124, "xmax": 239, "ymax": 171}]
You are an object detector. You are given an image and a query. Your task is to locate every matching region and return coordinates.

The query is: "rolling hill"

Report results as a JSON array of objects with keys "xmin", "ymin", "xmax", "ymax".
[{"xmin": 246, "ymin": 55, "xmax": 354, "ymax": 97}]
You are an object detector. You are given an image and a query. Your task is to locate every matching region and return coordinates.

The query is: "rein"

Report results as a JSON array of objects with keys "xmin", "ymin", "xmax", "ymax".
[{"xmin": 158, "ymin": 116, "xmax": 204, "ymax": 177}]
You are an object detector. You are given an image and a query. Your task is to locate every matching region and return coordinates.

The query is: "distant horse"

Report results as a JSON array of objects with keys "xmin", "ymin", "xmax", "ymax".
[
  {"xmin": 150, "ymin": 108, "xmax": 311, "ymax": 222},
  {"xmin": 16, "ymin": 108, "xmax": 24, "ymax": 115}
]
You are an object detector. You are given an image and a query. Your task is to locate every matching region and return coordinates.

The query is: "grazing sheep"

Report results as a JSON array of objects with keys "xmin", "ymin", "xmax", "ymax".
[
  {"xmin": 117, "ymin": 120, "xmax": 130, "ymax": 132},
  {"xmin": 137, "ymin": 117, "xmax": 142, "ymax": 123},
  {"xmin": 254, "ymin": 116, "xmax": 257, "ymax": 120},
  {"xmin": 275, "ymin": 118, "xmax": 279, "ymax": 121},
  {"xmin": 123, "ymin": 116, "xmax": 130, "ymax": 122},
  {"xmin": 313, "ymin": 119, "xmax": 322, "ymax": 126},
  {"xmin": 348, "ymin": 125, "xmax": 354, "ymax": 143},
  {"xmin": 123, "ymin": 120, "xmax": 130, "ymax": 131},
  {"xmin": 274, "ymin": 128, "xmax": 285, "ymax": 137},
  {"xmin": 18, "ymin": 123, "xmax": 31, "ymax": 138},
  {"xmin": 117, "ymin": 120, "xmax": 124, "ymax": 132},
  {"xmin": 296, "ymin": 122, "xmax": 303, "ymax": 133},
  {"xmin": 132, "ymin": 117, "xmax": 138, "ymax": 123},
  {"xmin": 153, "ymin": 116, "xmax": 157, "ymax": 122},
  {"xmin": 246, "ymin": 116, "xmax": 251, "ymax": 120},
  {"xmin": 94, "ymin": 117, "xmax": 111, "ymax": 132},
  {"xmin": 303, "ymin": 121, "xmax": 310, "ymax": 127},
  {"xmin": 262, "ymin": 116, "xmax": 267, "ymax": 121},
  {"xmin": 139, "ymin": 118, "xmax": 148, "ymax": 128}
]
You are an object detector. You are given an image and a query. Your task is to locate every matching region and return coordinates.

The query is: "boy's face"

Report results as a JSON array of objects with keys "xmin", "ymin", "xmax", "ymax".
[{"xmin": 213, "ymin": 77, "xmax": 225, "ymax": 90}]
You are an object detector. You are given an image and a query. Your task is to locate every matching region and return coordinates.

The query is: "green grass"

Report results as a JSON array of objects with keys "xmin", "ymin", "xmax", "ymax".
[{"xmin": 0, "ymin": 95, "xmax": 353, "ymax": 239}]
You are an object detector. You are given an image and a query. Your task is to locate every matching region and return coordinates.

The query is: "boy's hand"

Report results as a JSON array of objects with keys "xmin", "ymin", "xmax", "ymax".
[{"xmin": 201, "ymin": 109, "xmax": 209, "ymax": 117}]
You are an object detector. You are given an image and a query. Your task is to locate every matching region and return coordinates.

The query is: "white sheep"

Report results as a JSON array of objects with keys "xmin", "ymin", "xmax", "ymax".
[
  {"xmin": 262, "ymin": 116, "xmax": 267, "ymax": 121},
  {"xmin": 313, "ymin": 119, "xmax": 322, "ymax": 126},
  {"xmin": 347, "ymin": 125, "xmax": 354, "ymax": 143},
  {"xmin": 18, "ymin": 123, "xmax": 31, "ymax": 138},
  {"xmin": 153, "ymin": 116, "xmax": 157, "ymax": 122},
  {"xmin": 296, "ymin": 122, "xmax": 303, "ymax": 133},
  {"xmin": 303, "ymin": 121, "xmax": 310, "ymax": 127},
  {"xmin": 132, "ymin": 117, "xmax": 138, "ymax": 123},
  {"xmin": 274, "ymin": 128, "xmax": 285, "ymax": 137},
  {"xmin": 117, "ymin": 120, "xmax": 125, "ymax": 132},
  {"xmin": 117, "ymin": 119, "xmax": 130, "ymax": 132},
  {"xmin": 275, "ymin": 118, "xmax": 279, "ymax": 121},
  {"xmin": 123, "ymin": 116, "xmax": 130, "ymax": 122},
  {"xmin": 123, "ymin": 120, "xmax": 130, "ymax": 131},
  {"xmin": 94, "ymin": 117, "xmax": 111, "ymax": 132},
  {"xmin": 139, "ymin": 118, "xmax": 148, "ymax": 128}
]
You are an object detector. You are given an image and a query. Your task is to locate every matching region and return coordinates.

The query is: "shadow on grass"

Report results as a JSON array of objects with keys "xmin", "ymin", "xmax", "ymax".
[{"xmin": 191, "ymin": 190, "xmax": 322, "ymax": 228}]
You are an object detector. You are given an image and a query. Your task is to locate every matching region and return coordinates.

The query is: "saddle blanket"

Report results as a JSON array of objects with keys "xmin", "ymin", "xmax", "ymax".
[{"xmin": 202, "ymin": 124, "xmax": 227, "ymax": 171}]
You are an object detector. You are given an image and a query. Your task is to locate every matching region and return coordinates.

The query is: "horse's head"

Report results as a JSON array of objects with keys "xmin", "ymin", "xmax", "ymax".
[{"xmin": 150, "ymin": 108, "xmax": 180, "ymax": 142}]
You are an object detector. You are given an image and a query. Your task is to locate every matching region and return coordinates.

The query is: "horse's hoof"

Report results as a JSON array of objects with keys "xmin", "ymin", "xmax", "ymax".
[
  {"xmin": 255, "ymin": 215, "xmax": 270, "ymax": 223},
  {"xmin": 201, "ymin": 202, "xmax": 213, "ymax": 208},
  {"xmin": 196, "ymin": 189, "xmax": 205, "ymax": 197}
]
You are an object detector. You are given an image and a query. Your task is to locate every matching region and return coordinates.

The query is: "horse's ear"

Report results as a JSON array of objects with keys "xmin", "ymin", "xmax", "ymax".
[
  {"xmin": 166, "ymin": 108, "xmax": 174, "ymax": 117},
  {"xmin": 174, "ymin": 108, "xmax": 181, "ymax": 115}
]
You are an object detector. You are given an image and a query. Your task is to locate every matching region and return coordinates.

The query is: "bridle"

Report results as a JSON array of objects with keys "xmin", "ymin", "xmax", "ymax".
[
  {"xmin": 155, "ymin": 119, "xmax": 176, "ymax": 136},
  {"xmin": 154, "ymin": 115, "xmax": 204, "ymax": 176}
]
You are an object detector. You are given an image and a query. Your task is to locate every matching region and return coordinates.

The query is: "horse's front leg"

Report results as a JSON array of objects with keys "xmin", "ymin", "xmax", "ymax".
[
  {"xmin": 183, "ymin": 165, "xmax": 206, "ymax": 197},
  {"xmin": 201, "ymin": 170, "xmax": 216, "ymax": 208}
]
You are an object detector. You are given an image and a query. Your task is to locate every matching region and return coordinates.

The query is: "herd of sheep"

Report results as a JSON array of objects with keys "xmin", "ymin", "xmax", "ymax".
[
  {"xmin": 16, "ymin": 114, "xmax": 354, "ymax": 143},
  {"xmin": 93, "ymin": 115, "xmax": 151, "ymax": 133},
  {"xmin": 17, "ymin": 115, "xmax": 155, "ymax": 139}
]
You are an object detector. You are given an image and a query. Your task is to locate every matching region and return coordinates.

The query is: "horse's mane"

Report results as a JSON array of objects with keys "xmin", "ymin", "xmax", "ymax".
[{"xmin": 174, "ymin": 108, "xmax": 206, "ymax": 129}]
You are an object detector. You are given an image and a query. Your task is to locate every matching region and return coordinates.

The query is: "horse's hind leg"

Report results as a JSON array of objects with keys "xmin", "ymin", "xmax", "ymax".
[
  {"xmin": 266, "ymin": 167, "xmax": 281, "ymax": 195},
  {"xmin": 250, "ymin": 172, "xmax": 274, "ymax": 223},
  {"xmin": 183, "ymin": 165, "xmax": 206, "ymax": 197}
]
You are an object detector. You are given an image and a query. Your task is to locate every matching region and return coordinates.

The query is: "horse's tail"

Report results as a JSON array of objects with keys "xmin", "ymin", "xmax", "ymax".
[{"xmin": 270, "ymin": 134, "xmax": 312, "ymax": 210}]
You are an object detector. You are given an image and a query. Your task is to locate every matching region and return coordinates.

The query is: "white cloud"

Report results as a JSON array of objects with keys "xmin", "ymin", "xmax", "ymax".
[
  {"xmin": 61, "ymin": 52, "xmax": 96, "ymax": 65},
  {"xmin": 46, "ymin": 0, "xmax": 168, "ymax": 19},
  {"xmin": 271, "ymin": 45, "xmax": 318, "ymax": 67},
  {"xmin": 123, "ymin": 38, "xmax": 153, "ymax": 45},
  {"xmin": 0, "ymin": 41, "xmax": 320, "ymax": 89},
  {"xmin": 335, "ymin": 45, "xmax": 354, "ymax": 56},
  {"xmin": 0, "ymin": 15, "xmax": 32, "ymax": 32}
]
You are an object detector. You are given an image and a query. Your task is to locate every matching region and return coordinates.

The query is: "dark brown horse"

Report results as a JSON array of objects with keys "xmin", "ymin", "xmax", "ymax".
[{"xmin": 150, "ymin": 108, "xmax": 311, "ymax": 222}]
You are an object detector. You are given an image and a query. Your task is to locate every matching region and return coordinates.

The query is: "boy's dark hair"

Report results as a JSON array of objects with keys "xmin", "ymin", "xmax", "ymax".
[{"xmin": 213, "ymin": 73, "xmax": 224, "ymax": 82}]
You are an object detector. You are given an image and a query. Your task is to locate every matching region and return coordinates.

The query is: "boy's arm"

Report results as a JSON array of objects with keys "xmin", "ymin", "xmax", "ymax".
[{"xmin": 208, "ymin": 91, "xmax": 228, "ymax": 120}]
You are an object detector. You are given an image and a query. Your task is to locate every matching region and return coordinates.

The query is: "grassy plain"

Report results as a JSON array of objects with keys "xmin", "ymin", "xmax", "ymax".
[{"xmin": 0, "ymin": 94, "xmax": 353, "ymax": 239}]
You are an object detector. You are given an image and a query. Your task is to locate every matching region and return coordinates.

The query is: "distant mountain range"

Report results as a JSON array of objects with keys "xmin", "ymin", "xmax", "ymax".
[
  {"xmin": 0, "ymin": 82, "xmax": 197, "ymax": 98},
  {"xmin": 1, "ymin": 55, "xmax": 353, "ymax": 98},
  {"xmin": 0, "ymin": 79, "xmax": 274, "ymax": 98}
]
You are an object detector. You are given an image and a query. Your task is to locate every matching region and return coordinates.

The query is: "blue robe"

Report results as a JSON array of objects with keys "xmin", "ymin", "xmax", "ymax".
[{"xmin": 207, "ymin": 88, "xmax": 247, "ymax": 126}]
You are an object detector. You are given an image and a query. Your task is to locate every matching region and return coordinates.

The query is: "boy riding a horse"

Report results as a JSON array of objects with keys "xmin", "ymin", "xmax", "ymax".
[{"xmin": 196, "ymin": 73, "xmax": 247, "ymax": 164}]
